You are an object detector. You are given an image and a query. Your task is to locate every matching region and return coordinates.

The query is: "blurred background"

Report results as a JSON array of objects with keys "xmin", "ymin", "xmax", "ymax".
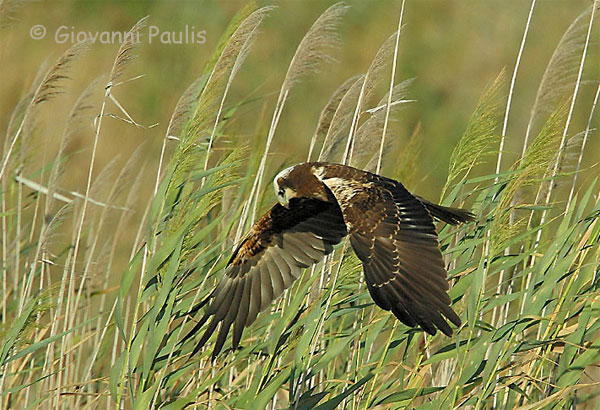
[{"xmin": 1, "ymin": 0, "xmax": 598, "ymax": 264}]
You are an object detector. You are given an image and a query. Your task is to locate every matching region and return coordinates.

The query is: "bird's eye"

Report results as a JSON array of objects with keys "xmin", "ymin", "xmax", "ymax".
[{"xmin": 278, "ymin": 189, "xmax": 284, "ymax": 196}]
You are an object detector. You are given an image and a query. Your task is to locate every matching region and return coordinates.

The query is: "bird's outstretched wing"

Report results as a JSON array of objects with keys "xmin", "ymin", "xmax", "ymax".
[
  {"xmin": 343, "ymin": 176, "xmax": 463, "ymax": 336},
  {"xmin": 185, "ymin": 197, "xmax": 347, "ymax": 357}
]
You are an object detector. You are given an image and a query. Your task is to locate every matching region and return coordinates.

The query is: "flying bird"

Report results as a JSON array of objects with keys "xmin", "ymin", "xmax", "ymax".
[{"xmin": 184, "ymin": 162, "xmax": 474, "ymax": 357}]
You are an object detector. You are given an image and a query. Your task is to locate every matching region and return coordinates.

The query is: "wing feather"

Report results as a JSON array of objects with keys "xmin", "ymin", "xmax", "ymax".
[
  {"xmin": 233, "ymin": 277, "xmax": 251, "ymax": 347},
  {"xmin": 273, "ymin": 253, "xmax": 296, "ymax": 288},
  {"xmin": 280, "ymin": 235, "xmax": 313, "ymax": 266},
  {"xmin": 186, "ymin": 197, "xmax": 347, "ymax": 357},
  {"xmin": 246, "ymin": 269, "xmax": 262, "ymax": 325},
  {"xmin": 325, "ymin": 168, "xmax": 462, "ymax": 336},
  {"xmin": 258, "ymin": 266, "xmax": 274, "ymax": 311},
  {"xmin": 208, "ymin": 280, "xmax": 232, "ymax": 315},
  {"xmin": 265, "ymin": 253, "xmax": 286, "ymax": 296}
]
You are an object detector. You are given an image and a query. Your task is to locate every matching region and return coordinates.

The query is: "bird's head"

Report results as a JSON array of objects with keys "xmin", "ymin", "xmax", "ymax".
[{"xmin": 273, "ymin": 163, "xmax": 331, "ymax": 207}]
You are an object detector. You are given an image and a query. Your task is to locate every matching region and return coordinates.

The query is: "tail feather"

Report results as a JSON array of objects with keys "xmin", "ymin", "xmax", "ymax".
[{"xmin": 416, "ymin": 196, "xmax": 475, "ymax": 225}]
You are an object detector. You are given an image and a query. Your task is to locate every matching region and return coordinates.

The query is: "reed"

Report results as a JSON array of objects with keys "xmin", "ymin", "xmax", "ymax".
[{"xmin": 1, "ymin": 2, "xmax": 599, "ymax": 409}]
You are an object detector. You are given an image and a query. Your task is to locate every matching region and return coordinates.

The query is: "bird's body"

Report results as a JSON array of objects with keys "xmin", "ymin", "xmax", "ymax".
[{"xmin": 185, "ymin": 162, "xmax": 474, "ymax": 356}]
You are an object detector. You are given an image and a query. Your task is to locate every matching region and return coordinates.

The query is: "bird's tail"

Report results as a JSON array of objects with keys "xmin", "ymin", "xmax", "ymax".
[{"xmin": 417, "ymin": 197, "xmax": 475, "ymax": 225}]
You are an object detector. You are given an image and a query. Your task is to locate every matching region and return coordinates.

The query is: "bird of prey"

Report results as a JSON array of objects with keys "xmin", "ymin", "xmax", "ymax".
[{"xmin": 185, "ymin": 162, "xmax": 474, "ymax": 357}]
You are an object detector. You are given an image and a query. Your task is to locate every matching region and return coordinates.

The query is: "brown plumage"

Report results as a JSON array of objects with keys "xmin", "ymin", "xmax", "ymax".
[{"xmin": 184, "ymin": 162, "xmax": 474, "ymax": 357}]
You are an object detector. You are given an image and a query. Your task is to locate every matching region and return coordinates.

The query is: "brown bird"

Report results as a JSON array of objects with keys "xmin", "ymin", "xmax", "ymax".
[{"xmin": 185, "ymin": 162, "xmax": 474, "ymax": 357}]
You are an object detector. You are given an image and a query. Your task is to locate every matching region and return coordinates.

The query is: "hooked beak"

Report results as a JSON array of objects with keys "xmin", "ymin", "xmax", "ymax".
[{"xmin": 278, "ymin": 196, "xmax": 289, "ymax": 208}]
